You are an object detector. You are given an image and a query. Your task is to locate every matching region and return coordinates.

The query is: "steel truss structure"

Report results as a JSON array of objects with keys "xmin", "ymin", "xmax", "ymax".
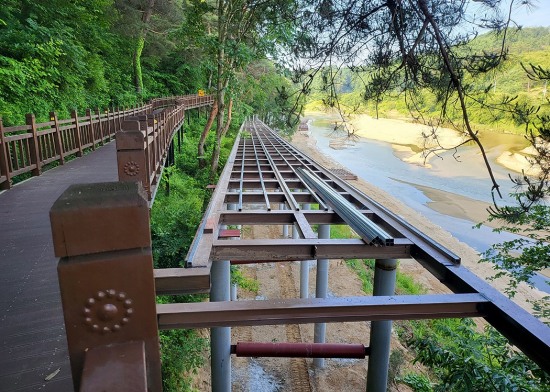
[{"xmin": 157, "ymin": 119, "xmax": 550, "ymax": 373}]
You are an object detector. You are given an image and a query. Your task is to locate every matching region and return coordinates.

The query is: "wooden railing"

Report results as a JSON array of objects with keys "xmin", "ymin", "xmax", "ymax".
[
  {"xmin": 116, "ymin": 94, "xmax": 214, "ymax": 202},
  {"xmin": 0, "ymin": 94, "xmax": 214, "ymax": 191}
]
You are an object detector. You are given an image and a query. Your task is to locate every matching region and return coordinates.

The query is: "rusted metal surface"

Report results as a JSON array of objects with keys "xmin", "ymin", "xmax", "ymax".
[
  {"xmin": 232, "ymin": 342, "xmax": 368, "ymax": 358},
  {"xmin": 157, "ymin": 293, "xmax": 487, "ymax": 329},
  {"xmin": 52, "ymin": 182, "xmax": 161, "ymax": 391},
  {"xmin": 211, "ymin": 238, "xmax": 412, "ymax": 261},
  {"xmin": 154, "ymin": 267, "xmax": 211, "ymax": 295}
]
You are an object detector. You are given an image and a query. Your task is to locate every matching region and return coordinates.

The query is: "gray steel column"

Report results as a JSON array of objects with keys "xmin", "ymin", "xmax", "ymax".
[
  {"xmin": 281, "ymin": 202, "xmax": 289, "ymax": 238},
  {"xmin": 366, "ymin": 258, "xmax": 398, "ymax": 392},
  {"xmin": 313, "ymin": 224, "xmax": 330, "ymax": 368},
  {"xmin": 210, "ymin": 203, "xmax": 236, "ymax": 392},
  {"xmin": 299, "ymin": 203, "xmax": 311, "ymax": 299}
]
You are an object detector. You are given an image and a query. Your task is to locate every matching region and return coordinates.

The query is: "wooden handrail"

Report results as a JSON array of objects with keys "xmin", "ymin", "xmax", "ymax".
[
  {"xmin": 0, "ymin": 94, "xmax": 213, "ymax": 191},
  {"xmin": 116, "ymin": 95, "xmax": 214, "ymax": 203}
]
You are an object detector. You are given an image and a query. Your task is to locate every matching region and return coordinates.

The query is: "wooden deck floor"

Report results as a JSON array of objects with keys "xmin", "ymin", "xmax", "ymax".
[{"xmin": 0, "ymin": 143, "xmax": 118, "ymax": 391}]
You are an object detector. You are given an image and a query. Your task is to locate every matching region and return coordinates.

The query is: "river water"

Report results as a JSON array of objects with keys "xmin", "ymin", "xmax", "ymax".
[{"xmin": 307, "ymin": 114, "xmax": 550, "ymax": 292}]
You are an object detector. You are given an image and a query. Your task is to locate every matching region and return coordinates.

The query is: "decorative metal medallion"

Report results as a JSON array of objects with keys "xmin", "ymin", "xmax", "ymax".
[
  {"xmin": 124, "ymin": 161, "xmax": 140, "ymax": 176},
  {"xmin": 83, "ymin": 290, "xmax": 134, "ymax": 334}
]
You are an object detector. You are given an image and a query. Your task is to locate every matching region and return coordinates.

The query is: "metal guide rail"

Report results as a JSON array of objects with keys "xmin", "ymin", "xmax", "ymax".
[{"xmin": 179, "ymin": 119, "xmax": 550, "ymax": 372}]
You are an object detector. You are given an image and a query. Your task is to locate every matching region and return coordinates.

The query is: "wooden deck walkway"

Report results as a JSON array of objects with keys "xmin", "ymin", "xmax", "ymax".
[{"xmin": 0, "ymin": 142, "xmax": 118, "ymax": 391}]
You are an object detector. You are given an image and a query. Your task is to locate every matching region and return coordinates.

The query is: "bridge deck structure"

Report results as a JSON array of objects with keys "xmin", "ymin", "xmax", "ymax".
[{"xmin": 0, "ymin": 112, "xmax": 548, "ymax": 391}]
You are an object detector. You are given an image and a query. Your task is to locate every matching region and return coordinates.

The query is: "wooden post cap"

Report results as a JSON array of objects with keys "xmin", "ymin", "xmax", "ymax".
[{"xmin": 50, "ymin": 182, "xmax": 150, "ymax": 257}]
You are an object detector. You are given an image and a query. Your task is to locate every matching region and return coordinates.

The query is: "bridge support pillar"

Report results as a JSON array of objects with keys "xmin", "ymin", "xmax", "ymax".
[
  {"xmin": 366, "ymin": 258, "xmax": 398, "ymax": 392},
  {"xmin": 210, "ymin": 202, "xmax": 236, "ymax": 392},
  {"xmin": 313, "ymin": 224, "xmax": 330, "ymax": 368},
  {"xmin": 50, "ymin": 182, "xmax": 161, "ymax": 392}
]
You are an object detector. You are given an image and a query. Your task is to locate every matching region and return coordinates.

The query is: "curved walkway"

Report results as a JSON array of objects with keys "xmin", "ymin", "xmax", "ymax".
[{"xmin": 0, "ymin": 142, "xmax": 117, "ymax": 391}]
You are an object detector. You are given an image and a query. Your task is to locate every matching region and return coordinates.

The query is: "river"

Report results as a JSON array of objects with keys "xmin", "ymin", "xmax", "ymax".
[{"xmin": 306, "ymin": 113, "xmax": 550, "ymax": 292}]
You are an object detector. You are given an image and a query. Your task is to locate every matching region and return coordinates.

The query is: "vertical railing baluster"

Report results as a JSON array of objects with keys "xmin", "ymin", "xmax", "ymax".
[
  {"xmin": 0, "ymin": 117, "xmax": 12, "ymax": 189},
  {"xmin": 86, "ymin": 109, "xmax": 96, "ymax": 151},
  {"xmin": 71, "ymin": 110, "xmax": 84, "ymax": 157},
  {"xmin": 25, "ymin": 114, "xmax": 41, "ymax": 176},
  {"xmin": 50, "ymin": 112, "xmax": 65, "ymax": 165}
]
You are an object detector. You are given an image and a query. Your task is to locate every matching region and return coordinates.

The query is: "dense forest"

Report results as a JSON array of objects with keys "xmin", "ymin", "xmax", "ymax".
[
  {"xmin": 1, "ymin": 0, "xmax": 549, "ymax": 390},
  {"xmin": 0, "ymin": 0, "xmax": 294, "ymax": 127}
]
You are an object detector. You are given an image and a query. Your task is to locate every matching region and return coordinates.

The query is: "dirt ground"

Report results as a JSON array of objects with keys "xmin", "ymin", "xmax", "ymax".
[{"xmin": 189, "ymin": 131, "xmax": 546, "ymax": 391}]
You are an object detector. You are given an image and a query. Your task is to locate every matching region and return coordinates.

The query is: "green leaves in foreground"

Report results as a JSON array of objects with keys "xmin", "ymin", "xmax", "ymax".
[
  {"xmin": 150, "ymin": 170, "xmax": 205, "ymax": 269},
  {"xmin": 479, "ymin": 205, "xmax": 550, "ymax": 300},
  {"xmin": 159, "ymin": 328, "xmax": 207, "ymax": 392},
  {"xmin": 408, "ymin": 319, "xmax": 549, "ymax": 392}
]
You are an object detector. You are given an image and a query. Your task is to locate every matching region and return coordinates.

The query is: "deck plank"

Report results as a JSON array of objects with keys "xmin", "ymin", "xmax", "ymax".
[{"xmin": 0, "ymin": 142, "xmax": 118, "ymax": 392}]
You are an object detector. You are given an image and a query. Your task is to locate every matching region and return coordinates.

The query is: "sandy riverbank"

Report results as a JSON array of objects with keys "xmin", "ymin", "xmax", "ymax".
[
  {"xmin": 290, "ymin": 130, "xmax": 548, "ymax": 313},
  {"xmin": 306, "ymin": 111, "xmax": 538, "ymax": 174}
]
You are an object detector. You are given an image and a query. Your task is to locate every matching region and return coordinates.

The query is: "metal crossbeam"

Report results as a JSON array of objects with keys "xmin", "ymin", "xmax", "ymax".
[{"xmin": 157, "ymin": 293, "xmax": 487, "ymax": 329}]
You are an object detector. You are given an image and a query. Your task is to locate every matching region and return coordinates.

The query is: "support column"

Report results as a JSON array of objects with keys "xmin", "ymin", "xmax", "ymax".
[
  {"xmin": 281, "ymin": 202, "xmax": 289, "ymax": 238},
  {"xmin": 299, "ymin": 202, "xmax": 311, "ymax": 299},
  {"xmin": 211, "ymin": 203, "xmax": 236, "ymax": 392},
  {"xmin": 313, "ymin": 224, "xmax": 330, "ymax": 368},
  {"xmin": 366, "ymin": 259, "xmax": 398, "ymax": 392}
]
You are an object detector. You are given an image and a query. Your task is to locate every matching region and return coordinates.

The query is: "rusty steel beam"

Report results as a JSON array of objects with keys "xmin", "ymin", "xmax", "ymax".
[
  {"xmin": 157, "ymin": 293, "xmax": 487, "ymax": 329},
  {"xmin": 219, "ymin": 210, "xmax": 375, "ymax": 225},
  {"xmin": 211, "ymin": 238, "xmax": 412, "ymax": 261},
  {"xmin": 154, "ymin": 268, "xmax": 210, "ymax": 295}
]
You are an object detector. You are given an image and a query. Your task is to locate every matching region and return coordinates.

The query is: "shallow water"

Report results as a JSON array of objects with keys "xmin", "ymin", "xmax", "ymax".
[{"xmin": 308, "ymin": 115, "xmax": 549, "ymax": 292}]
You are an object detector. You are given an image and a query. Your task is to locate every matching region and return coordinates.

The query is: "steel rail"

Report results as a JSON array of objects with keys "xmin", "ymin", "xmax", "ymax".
[
  {"xmin": 256, "ymin": 122, "xmax": 329, "ymax": 210},
  {"xmin": 250, "ymin": 129, "xmax": 271, "ymax": 210},
  {"xmin": 297, "ymin": 167, "xmax": 394, "ymax": 246},
  {"xmin": 259, "ymin": 120, "xmax": 459, "ymax": 262},
  {"xmin": 238, "ymin": 137, "xmax": 246, "ymax": 211},
  {"xmin": 252, "ymin": 121, "xmax": 300, "ymax": 210}
]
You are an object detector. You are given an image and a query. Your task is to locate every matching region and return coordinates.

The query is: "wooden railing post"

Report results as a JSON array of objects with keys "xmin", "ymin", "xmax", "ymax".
[
  {"xmin": 25, "ymin": 113, "xmax": 41, "ymax": 176},
  {"xmin": 96, "ymin": 108, "xmax": 105, "ymax": 145},
  {"xmin": 86, "ymin": 109, "xmax": 96, "ymax": 151},
  {"xmin": 50, "ymin": 182, "xmax": 161, "ymax": 391},
  {"xmin": 116, "ymin": 120, "xmax": 151, "ymax": 200},
  {"xmin": 71, "ymin": 110, "xmax": 84, "ymax": 157},
  {"xmin": 0, "ymin": 117, "xmax": 12, "ymax": 189},
  {"xmin": 50, "ymin": 111, "xmax": 65, "ymax": 165}
]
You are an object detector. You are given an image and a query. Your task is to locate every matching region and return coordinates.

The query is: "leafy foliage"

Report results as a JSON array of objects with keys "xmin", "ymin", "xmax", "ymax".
[
  {"xmin": 407, "ymin": 319, "xmax": 550, "ymax": 392},
  {"xmin": 230, "ymin": 266, "xmax": 259, "ymax": 293}
]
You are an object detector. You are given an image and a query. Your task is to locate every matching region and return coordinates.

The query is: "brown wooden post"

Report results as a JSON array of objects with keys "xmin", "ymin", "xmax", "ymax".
[
  {"xmin": 50, "ymin": 182, "xmax": 161, "ymax": 391},
  {"xmin": 71, "ymin": 110, "xmax": 84, "ymax": 157},
  {"xmin": 25, "ymin": 113, "xmax": 41, "ymax": 176},
  {"xmin": 86, "ymin": 109, "xmax": 96, "ymax": 151},
  {"xmin": 0, "ymin": 117, "xmax": 12, "ymax": 189},
  {"xmin": 96, "ymin": 108, "xmax": 105, "ymax": 145},
  {"xmin": 116, "ymin": 120, "xmax": 151, "ymax": 200},
  {"xmin": 50, "ymin": 111, "xmax": 65, "ymax": 165}
]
